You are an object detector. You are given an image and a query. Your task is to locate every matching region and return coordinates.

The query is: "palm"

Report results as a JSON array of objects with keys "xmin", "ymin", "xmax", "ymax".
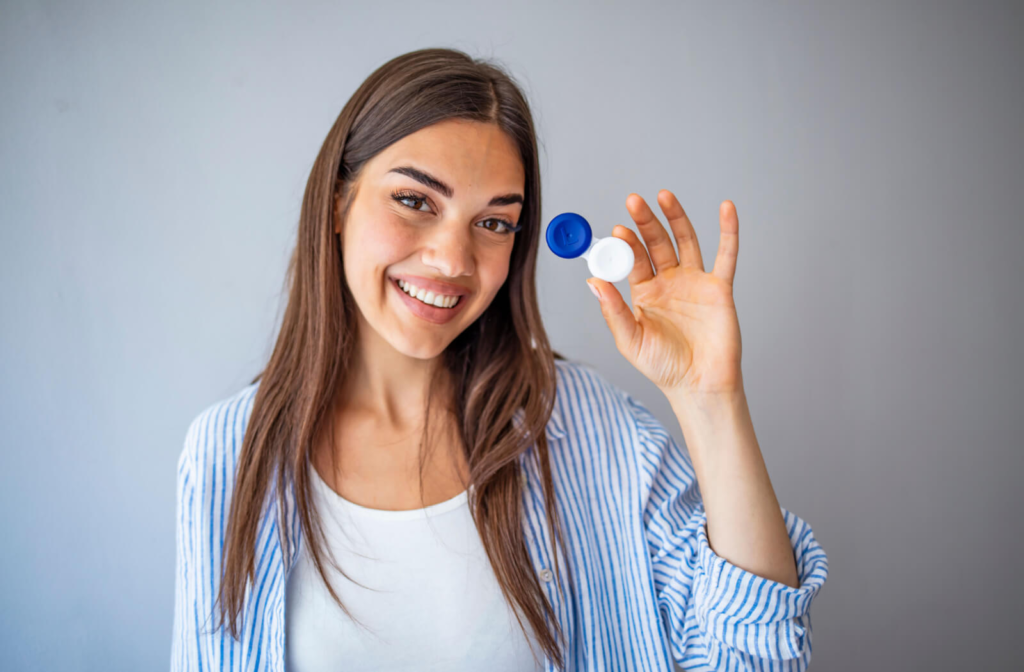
[{"xmin": 588, "ymin": 192, "xmax": 744, "ymax": 397}]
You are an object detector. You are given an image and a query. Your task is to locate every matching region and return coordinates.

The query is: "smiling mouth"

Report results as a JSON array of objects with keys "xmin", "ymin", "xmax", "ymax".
[{"xmin": 393, "ymin": 277, "xmax": 464, "ymax": 309}]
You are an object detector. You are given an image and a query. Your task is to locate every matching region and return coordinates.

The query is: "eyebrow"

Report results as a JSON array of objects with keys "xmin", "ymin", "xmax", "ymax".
[{"xmin": 387, "ymin": 165, "xmax": 524, "ymax": 207}]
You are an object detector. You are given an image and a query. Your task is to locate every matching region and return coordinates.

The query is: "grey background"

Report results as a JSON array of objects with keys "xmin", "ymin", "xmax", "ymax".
[{"xmin": 2, "ymin": 1, "xmax": 1021, "ymax": 670}]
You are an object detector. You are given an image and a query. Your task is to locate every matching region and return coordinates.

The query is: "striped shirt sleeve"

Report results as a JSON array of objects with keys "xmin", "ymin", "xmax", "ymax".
[
  {"xmin": 171, "ymin": 408, "xmax": 237, "ymax": 671},
  {"xmin": 171, "ymin": 412, "xmax": 202, "ymax": 670},
  {"xmin": 626, "ymin": 394, "xmax": 829, "ymax": 671}
]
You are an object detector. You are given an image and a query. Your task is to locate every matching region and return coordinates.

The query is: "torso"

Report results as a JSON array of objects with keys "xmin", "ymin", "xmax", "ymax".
[
  {"xmin": 285, "ymin": 464, "xmax": 544, "ymax": 672},
  {"xmin": 290, "ymin": 397, "xmax": 545, "ymax": 671}
]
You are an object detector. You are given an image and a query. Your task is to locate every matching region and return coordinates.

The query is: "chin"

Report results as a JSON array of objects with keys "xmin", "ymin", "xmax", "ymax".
[{"xmin": 389, "ymin": 333, "xmax": 451, "ymax": 360}]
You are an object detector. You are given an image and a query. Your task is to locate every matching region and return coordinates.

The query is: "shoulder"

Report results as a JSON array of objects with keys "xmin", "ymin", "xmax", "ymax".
[
  {"xmin": 551, "ymin": 359, "xmax": 688, "ymax": 514},
  {"xmin": 553, "ymin": 356, "xmax": 631, "ymax": 409},
  {"xmin": 549, "ymin": 358, "xmax": 680, "ymax": 510},
  {"xmin": 552, "ymin": 357, "xmax": 674, "ymax": 457},
  {"xmin": 552, "ymin": 357, "xmax": 656, "ymax": 422},
  {"xmin": 177, "ymin": 380, "xmax": 261, "ymax": 490},
  {"xmin": 551, "ymin": 357, "xmax": 657, "ymax": 441}
]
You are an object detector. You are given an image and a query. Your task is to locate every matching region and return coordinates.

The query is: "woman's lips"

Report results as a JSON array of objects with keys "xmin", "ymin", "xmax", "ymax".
[
  {"xmin": 390, "ymin": 273, "xmax": 471, "ymax": 297},
  {"xmin": 390, "ymin": 276, "xmax": 469, "ymax": 324}
]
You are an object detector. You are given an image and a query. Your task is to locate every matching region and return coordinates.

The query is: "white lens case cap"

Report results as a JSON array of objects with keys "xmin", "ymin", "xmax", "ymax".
[{"xmin": 582, "ymin": 237, "xmax": 634, "ymax": 283}]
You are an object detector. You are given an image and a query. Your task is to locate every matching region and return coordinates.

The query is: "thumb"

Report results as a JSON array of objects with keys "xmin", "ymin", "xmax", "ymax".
[{"xmin": 587, "ymin": 278, "xmax": 640, "ymax": 357}]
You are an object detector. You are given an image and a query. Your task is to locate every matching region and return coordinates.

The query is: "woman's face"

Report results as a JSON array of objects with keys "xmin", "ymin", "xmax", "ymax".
[{"xmin": 335, "ymin": 119, "xmax": 526, "ymax": 360}]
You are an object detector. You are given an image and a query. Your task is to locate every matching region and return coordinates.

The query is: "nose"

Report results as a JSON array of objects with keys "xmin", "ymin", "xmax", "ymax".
[{"xmin": 421, "ymin": 218, "xmax": 475, "ymax": 279}]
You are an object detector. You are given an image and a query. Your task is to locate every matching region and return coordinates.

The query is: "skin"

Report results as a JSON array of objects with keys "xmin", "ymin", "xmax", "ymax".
[{"xmin": 315, "ymin": 118, "xmax": 525, "ymax": 511}]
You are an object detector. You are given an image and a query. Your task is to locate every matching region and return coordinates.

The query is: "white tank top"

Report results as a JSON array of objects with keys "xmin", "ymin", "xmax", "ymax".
[{"xmin": 285, "ymin": 466, "xmax": 546, "ymax": 672}]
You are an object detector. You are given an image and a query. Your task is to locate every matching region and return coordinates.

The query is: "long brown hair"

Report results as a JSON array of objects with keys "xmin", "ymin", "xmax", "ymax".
[{"xmin": 215, "ymin": 47, "xmax": 572, "ymax": 667}]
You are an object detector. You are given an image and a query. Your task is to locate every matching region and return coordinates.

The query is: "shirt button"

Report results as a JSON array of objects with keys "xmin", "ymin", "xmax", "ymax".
[
  {"xmin": 539, "ymin": 568, "xmax": 553, "ymax": 583},
  {"xmin": 520, "ymin": 470, "xmax": 528, "ymax": 488}
]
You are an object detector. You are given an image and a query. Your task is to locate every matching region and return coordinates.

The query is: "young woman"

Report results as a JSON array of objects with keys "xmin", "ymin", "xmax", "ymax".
[{"xmin": 171, "ymin": 48, "xmax": 828, "ymax": 672}]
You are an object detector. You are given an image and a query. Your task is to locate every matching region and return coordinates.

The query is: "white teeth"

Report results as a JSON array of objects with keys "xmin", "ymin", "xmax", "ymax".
[{"xmin": 396, "ymin": 279, "xmax": 460, "ymax": 309}]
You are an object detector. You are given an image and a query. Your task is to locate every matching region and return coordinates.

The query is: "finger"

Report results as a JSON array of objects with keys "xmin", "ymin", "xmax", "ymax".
[
  {"xmin": 656, "ymin": 190, "xmax": 704, "ymax": 272},
  {"xmin": 586, "ymin": 278, "xmax": 641, "ymax": 358},
  {"xmin": 626, "ymin": 193, "xmax": 678, "ymax": 273},
  {"xmin": 612, "ymin": 224, "xmax": 654, "ymax": 284},
  {"xmin": 711, "ymin": 200, "xmax": 739, "ymax": 285}
]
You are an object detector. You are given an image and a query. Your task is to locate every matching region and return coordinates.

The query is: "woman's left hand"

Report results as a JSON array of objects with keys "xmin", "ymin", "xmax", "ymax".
[{"xmin": 587, "ymin": 190, "xmax": 744, "ymax": 399}]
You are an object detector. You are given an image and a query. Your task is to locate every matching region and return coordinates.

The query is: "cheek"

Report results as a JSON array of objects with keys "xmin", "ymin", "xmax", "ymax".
[
  {"xmin": 343, "ymin": 213, "xmax": 417, "ymax": 287},
  {"xmin": 478, "ymin": 246, "xmax": 514, "ymax": 297}
]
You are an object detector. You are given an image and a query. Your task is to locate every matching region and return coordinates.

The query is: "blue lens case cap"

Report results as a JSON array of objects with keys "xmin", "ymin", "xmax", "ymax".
[{"xmin": 546, "ymin": 212, "xmax": 593, "ymax": 259}]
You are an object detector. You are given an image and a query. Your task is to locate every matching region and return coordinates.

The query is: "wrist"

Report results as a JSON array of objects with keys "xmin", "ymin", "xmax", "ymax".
[
  {"xmin": 664, "ymin": 386, "xmax": 747, "ymax": 420},
  {"xmin": 664, "ymin": 387, "xmax": 753, "ymax": 460}
]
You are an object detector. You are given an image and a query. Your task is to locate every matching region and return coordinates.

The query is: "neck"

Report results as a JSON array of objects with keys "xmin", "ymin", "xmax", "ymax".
[{"xmin": 337, "ymin": 317, "xmax": 452, "ymax": 431}]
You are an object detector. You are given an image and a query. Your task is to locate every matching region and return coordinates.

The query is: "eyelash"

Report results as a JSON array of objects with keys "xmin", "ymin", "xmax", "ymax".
[{"xmin": 390, "ymin": 189, "xmax": 522, "ymax": 235}]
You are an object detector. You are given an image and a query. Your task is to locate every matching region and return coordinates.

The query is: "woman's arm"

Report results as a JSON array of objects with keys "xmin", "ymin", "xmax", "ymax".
[
  {"xmin": 588, "ymin": 192, "xmax": 828, "ymax": 666},
  {"xmin": 171, "ymin": 417, "xmax": 202, "ymax": 671},
  {"xmin": 666, "ymin": 388, "xmax": 798, "ymax": 588},
  {"xmin": 171, "ymin": 405, "xmax": 244, "ymax": 671},
  {"xmin": 628, "ymin": 390, "xmax": 828, "ymax": 668},
  {"xmin": 587, "ymin": 193, "xmax": 803, "ymax": 588}
]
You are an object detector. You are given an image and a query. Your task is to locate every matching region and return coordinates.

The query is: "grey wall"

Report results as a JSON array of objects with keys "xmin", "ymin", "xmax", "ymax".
[{"xmin": 2, "ymin": 1, "xmax": 1021, "ymax": 670}]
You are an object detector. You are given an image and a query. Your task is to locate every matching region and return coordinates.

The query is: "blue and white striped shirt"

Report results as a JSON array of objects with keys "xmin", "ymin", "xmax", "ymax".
[{"xmin": 172, "ymin": 357, "xmax": 828, "ymax": 671}]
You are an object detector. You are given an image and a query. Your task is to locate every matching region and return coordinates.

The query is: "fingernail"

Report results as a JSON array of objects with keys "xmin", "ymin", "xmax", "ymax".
[{"xmin": 587, "ymin": 281, "xmax": 602, "ymax": 301}]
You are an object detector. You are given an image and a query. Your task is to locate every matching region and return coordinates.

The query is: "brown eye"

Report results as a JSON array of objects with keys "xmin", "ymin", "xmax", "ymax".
[
  {"xmin": 392, "ymin": 191, "xmax": 431, "ymax": 212},
  {"xmin": 476, "ymin": 218, "xmax": 522, "ymax": 235}
]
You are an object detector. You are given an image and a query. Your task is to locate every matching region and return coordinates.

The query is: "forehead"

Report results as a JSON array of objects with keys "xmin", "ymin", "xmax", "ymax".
[{"xmin": 370, "ymin": 119, "xmax": 525, "ymax": 194}]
